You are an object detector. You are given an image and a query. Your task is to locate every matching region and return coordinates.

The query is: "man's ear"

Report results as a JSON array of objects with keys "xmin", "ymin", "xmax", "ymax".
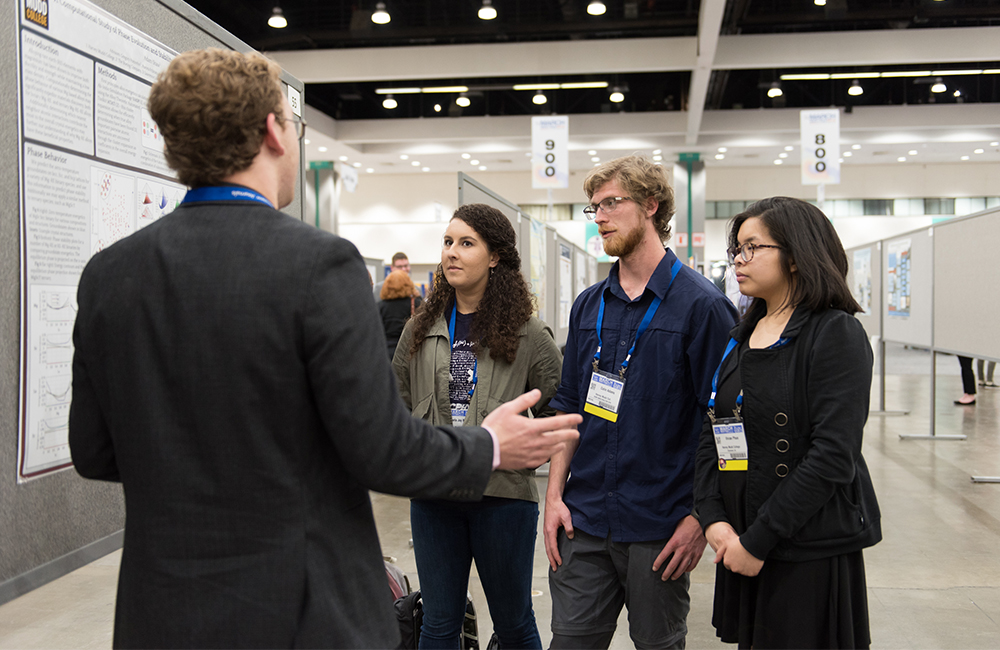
[
  {"xmin": 262, "ymin": 113, "xmax": 287, "ymax": 157},
  {"xmin": 644, "ymin": 197, "xmax": 659, "ymax": 218}
]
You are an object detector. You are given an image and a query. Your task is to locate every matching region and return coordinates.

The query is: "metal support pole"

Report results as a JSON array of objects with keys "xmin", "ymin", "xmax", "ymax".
[
  {"xmin": 870, "ymin": 339, "xmax": 908, "ymax": 417},
  {"xmin": 900, "ymin": 349, "xmax": 966, "ymax": 440}
]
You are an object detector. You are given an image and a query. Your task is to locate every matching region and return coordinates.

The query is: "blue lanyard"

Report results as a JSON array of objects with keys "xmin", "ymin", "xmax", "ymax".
[
  {"xmin": 594, "ymin": 258, "xmax": 682, "ymax": 378},
  {"xmin": 708, "ymin": 335, "xmax": 792, "ymax": 410},
  {"xmin": 449, "ymin": 303, "xmax": 478, "ymax": 398},
  {"xmin": 181, "ymin": 186, "xmax": 274, "ymax": 208}
]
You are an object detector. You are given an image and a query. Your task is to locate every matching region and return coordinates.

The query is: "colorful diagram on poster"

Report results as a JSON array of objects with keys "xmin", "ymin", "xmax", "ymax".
[
  {"xmin": 138, "ymin": 180, "xmax": 183, "ymax": 229},
  {"xmin": 887, "ymin": 239, "xmax": 911, "ymax": 318},
  {"xmin": 852, "ymin": 248, "xmax": 872, "ymax": 316}
]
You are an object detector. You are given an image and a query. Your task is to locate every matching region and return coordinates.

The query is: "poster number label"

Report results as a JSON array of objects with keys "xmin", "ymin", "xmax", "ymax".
[{"xmin": 800, "ymin": 109, "xmax": 840, "ymax": 185}]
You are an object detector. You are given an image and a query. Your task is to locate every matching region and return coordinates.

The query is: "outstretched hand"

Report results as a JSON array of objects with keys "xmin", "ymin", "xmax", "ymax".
[{"xmin": 483, "ymin": 389, "xmax": 582, "ymax": 471}]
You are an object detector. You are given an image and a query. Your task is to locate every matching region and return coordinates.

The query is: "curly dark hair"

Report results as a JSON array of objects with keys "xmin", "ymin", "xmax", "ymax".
[
  {"xmin": 148, "ymin": 48, "xmax": 286, "ymax": 188},
  {"xmin": 409, "ymin": 204, "xmax": 535, "ymax": 364}
]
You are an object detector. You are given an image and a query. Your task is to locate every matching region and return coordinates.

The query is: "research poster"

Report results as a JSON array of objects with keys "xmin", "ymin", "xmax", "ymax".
[
  {"xmin": 529, "ymin": 220, "xmax": 547, "ymax": 318},
  {"xmin": 574, "ymin": 249, "xmax": 588, "ymax": 298},
  {"xmin": 852, "ymin": 248, "xmax": 872, "ymax": 316},
  {"xmin": 559, "ymin": 244, "xmax": 572, "ymax": 328},
  {"xmin": 886, "ymin": 239, "xmax": 911, "ymax": 318},
  {"xmin": 17, "ymin": 0, "xmax": 184, "ymax": 480}
]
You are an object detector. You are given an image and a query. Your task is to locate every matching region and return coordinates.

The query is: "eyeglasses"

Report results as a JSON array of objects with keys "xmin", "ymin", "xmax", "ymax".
[
  {"xmin": 727, "ymin": 242, "xmax": 783, "ymax": 264},
  {"xmin": 582, "ymin": 196, "xmax": 634, "ymax": 220},
  {"xmin": 284, "ymin": 114, "xmax": 307, "ymax": 141}
]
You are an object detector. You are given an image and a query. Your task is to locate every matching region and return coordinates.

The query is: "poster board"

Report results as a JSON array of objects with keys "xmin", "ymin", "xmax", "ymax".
[
  {"xmin": 932, "ymin": 207, "xmax": 1000, "ymax": 359},
  {"xmin": 456, "ymin": 172, "xmax": 531, "ymax": 287},
  {"xmin": 846, "ymin": 242, "xmax": 882, "ymax": 341},
  {"xmin": 881, "ymin": 229, "xmax": 933, "ymax": 347}
]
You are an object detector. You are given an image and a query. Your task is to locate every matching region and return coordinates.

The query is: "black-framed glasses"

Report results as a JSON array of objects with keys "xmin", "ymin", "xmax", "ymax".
[
  {"xmin": 284, "ymin": 114, "xmax": 307, "ymax": 141},
  {"xmin": 582, "ymin": 196, "xmax": 634, "ymax": 220},
  {"xmin": 728, "ymin": 242, "xmax": 783, "ymax": 264}
]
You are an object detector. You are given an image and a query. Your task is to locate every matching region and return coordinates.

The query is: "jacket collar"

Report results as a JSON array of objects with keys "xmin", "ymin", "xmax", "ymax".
[{"xmin": 729, "ymin": 303, "xmax": 813, "ymax": 343}]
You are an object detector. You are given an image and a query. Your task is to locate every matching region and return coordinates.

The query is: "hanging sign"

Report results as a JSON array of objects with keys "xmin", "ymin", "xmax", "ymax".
[
  {"xmin": 800, "ymin": 109, "xmax": 840, "ymax": 185},
  {"xmin": 531, "ymin": 115, "xmax": 569, "ymax": 189}
]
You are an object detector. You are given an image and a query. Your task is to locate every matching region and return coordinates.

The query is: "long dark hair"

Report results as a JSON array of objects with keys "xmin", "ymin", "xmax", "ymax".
[
  {"xmin": 408, "ymin": 204, "xmax": 535, "ymax": 364},
  {"xmin": 729, "ymin": 196, "xmax": 861, "ymax": 324}
]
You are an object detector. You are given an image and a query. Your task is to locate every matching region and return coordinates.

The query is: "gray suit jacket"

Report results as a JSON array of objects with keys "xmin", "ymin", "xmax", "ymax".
[{"xmin": 69, "ymin": 197, "xmax": 493, "ymax": 649}]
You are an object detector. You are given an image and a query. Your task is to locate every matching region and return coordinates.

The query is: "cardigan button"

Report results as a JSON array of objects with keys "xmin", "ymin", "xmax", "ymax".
[
  {"xmin": 775, "ymin": 463, "xmax": 789, "ymax": 478},
  {"xmin": 775, "ymin": 438, "xmax": 790, "ymax": 453},
  {"xmin": 774, "ymin": 412, "xmax": 789, "ymax": 426}
]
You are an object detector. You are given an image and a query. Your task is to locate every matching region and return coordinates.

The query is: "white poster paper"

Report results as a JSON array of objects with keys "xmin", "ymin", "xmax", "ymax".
[
  {"xmin": 800, "ymin": 109, "xmax": 840, "ymax": 185},
  {"xmin": 531, "ymin": 116, "xmax": 569, "ymax": 189},
  {"xmin": 559, "ymin": 244, "xmax": 572, "ymax": 328},
  {"xmin": 17, "ymin": 0, "xmax": 183, "ymax": 480},
  {"xmin": 852, "ymin": 248, "xmax": 872, "ymax": 316}
]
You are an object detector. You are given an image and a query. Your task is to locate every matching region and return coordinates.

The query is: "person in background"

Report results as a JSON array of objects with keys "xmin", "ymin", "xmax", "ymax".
[
  {"xmin": 380, "ymin": 269, "xmax": 423, "ymax": 359},
  {"xmin": 694, "ymin": 196, "xmax": 881, "ymax": 649},
  {"xmin": 977, "ymin": 358, "xmax": 997, "ymax": 389},
  {"xmin": 544, "ymin": 155, "xmax": 737, "ymax": 649},
  {"xmin": 68, "ymin": 48, "xmax": 581, "ymax": 650},
  {"xmin": 375, "ymin": 251, "xmax": 411, "ymax": 299},
  {"xmin": 956, "ymin": 356, "xmax": 977, "ymax": 405},
  {"xmin": 393, "ymin": 203, "xmax": 563, "ymax": 649}
]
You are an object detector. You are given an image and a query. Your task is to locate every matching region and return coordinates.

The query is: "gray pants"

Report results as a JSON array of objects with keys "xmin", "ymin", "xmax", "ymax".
[{"xmin": 548, "ymin": 529, "xmax": 689, "ymax": 650}]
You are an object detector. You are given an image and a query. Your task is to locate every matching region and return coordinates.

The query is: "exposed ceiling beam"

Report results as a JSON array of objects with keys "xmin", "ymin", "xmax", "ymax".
[{"xmin": 685, "ymin": 0, "xmax": 726, "ymax": 146}]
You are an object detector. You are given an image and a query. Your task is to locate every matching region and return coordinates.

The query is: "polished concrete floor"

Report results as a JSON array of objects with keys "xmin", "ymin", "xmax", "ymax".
[{"xmin": 2, "ymin": 345, "xmax": 999, "ymax": 649}]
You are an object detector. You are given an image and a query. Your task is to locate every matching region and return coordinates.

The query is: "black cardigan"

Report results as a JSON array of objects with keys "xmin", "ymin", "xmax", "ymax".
[{"xmin": 694, "ymin": 306, "xmax": 882, "ymax": 562}]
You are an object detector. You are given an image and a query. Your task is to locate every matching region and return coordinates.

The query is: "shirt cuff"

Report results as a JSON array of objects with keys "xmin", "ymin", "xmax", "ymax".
[{"xmin": 483, "ymin": 425, "xmax": 501, "ymax": 470}]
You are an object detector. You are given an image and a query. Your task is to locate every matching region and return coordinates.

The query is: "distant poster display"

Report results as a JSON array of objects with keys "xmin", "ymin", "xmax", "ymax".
[
  {"xmin": 887, "ymin": 239, "xmax": 911, "ymax": 318},
  {"xmin": 559, "ymin": 244, "xmax": 572, "ymax": 328},
  {"xmin": 529, "ymin": 220, "xmax": 547, "ymax": 317},
  {"xmin": 17, "ymin": 0, "xmax": 183, "ymax": 480},
  {"xmin": 852, "ymin": 248, "xmax": 872, "ymax": 316},
  {"xmin": 585, "ymin": 221, "xmax": 612, "ymax": 262},
  {"xmin": 574, "ymin": 249, "xmax": 589, "ymax": 298}
]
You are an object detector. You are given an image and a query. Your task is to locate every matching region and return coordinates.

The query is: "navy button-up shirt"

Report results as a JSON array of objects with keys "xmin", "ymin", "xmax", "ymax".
[{"xmin": 550, "ymin": 249, "xmax": 738, "ymax": 543}]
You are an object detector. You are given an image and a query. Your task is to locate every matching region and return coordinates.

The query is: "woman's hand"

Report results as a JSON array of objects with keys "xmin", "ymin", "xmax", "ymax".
[{"xmin": 706, "ymin": 522, "xmax": 764, "ymax": 577}]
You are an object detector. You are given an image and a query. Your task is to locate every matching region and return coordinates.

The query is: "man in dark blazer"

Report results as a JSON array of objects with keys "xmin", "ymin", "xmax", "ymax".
[{"xmin": 68, "ymin": 48, "xmax": 580, "ymax": 649}]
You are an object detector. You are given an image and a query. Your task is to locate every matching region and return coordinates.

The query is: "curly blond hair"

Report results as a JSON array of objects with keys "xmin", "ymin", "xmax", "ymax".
[
  {"xmin": 583, "ymin": 155, "xmax": 676, "ymax": 242},
  {"xmin": 148, "ymin": 48, "xmax": 286, "ymax": 187}
]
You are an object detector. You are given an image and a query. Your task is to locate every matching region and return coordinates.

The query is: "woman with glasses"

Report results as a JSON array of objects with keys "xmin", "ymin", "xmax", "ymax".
[
  {"xmin": 693, "ymin": 197, "xmax": 881, "ymax": 649},
  {"xmin": 392, "ymin": 203, "xmax": 562, "ymax": 649}
]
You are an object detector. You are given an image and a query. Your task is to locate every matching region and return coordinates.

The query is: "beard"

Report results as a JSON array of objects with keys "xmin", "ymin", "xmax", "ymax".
[{"xmin": 602, "ymin": 220, "xmax": 646, "ymax": 258}]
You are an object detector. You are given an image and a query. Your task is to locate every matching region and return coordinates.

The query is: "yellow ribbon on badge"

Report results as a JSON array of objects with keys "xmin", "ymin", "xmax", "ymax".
[{"xmin": 584, "ymin": 402, "xmax": 618, "ymax": 422}]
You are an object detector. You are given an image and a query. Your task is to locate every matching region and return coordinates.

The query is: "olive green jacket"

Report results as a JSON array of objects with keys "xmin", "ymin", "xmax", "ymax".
[{"xmin": 392, "ymin": 314, "xmax": 562, "ymax": 502}]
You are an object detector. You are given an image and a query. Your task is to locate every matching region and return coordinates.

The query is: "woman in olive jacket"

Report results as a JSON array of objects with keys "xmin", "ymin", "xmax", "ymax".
[
  {"xmin": 392, "ymin": 204, "xmax": 562, "ymax": 649},
  {"xmin": 694, "ymin": 197, "xmax": 881, "ymax": 649}
]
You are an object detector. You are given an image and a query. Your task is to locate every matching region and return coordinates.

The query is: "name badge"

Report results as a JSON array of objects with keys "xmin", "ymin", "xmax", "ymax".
[
  {"xmin": 451, "ymin": 404, "xmax": 468, "ymax": 427},
  {"xmin": 712, "ymin": 418, "xmax": 748, "ymax": 471},
  {"xmin": 584, "ymin": 370, "xmax": 625, "ymax": 422}
]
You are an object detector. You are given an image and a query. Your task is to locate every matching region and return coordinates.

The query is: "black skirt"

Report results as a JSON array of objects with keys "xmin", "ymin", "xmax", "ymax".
[{"xmin": 712, "ymin": 550, "xmax": 871, "ymax": 649}]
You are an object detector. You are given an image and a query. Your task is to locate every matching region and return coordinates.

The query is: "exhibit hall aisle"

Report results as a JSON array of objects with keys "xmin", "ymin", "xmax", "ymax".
[{"xmin": 2, "ymin": 346, "xmax": 1000, "ymax": 649}]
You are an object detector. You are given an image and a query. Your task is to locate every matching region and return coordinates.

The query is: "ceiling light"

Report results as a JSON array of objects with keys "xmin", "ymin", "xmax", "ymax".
[
  {"xmin": 843, "ymin": 151, "xmax": 852, "ymax": 157},
  {"xmin": 433, "ymin": 104, "xmax": 442, "ymax": 112},
  {"xmin": 478, "ymin": 165, "xmax": 487, "ymax": 170},
  {"xmin": 931, "ymin": 69, "xmax": 983, "ymax": 76},
  {"xmin": 961, "ymin": 155, "xmax": 970, "ymax": 160},
  {"xmin": 774, "ymin": 159, "xmax": 783, "ymax": 165},
  {"xmin": 609, "ymin": 89, "xmax": 625, "ymax": 103},
  {"xmin": 831, "ymin": 72, "xmax": 879, "ymax": 79},
  {"xmin": 371, "ymin": 2, "xmax": 390, "ymax": 24},
  {"xmin": 478, "ymin": 0, "xmax": 497, "ymax": 20},
  {"xmin": 352, "ymin": 162, "xmax": 361, "ymax": 168},
  {"xmin": 560, "ymin": 82, "xmax": 608, "ymax": 89},
  {"xmin": 456, "ymin": 95, "xmax": 471, "ymax": 108},
  {"xmin": 461, "ymin": 153, "xmax": 471, "ymax": 159},
  {"xmin": 532, "ymin": 91, "xmax": 548, "ymax": 105},
  {"xmin": 400, "ymin": 154, "xmax": 408, "ymax": 160},
  {"xmin": 881, "ymin": 71, "xmax": 931, "ymax": 78},
  {"xmin": 848, "ymin": 80, "xmax": 864, "ymax": 96},
  {"xmin": 653, "ymin": 149, "xmax": 662, "ymax": 155},
  {"xmin": 268, "ymin": 6, "xmax": 287, "ymax": 29},
  {"xmin": 591, "ymin": 157, "xmax": 600, "ymax": 162},
  {"xmin": 718, "ymin": 147, "xmax": 728, "ymax": 153},
  {"xmin": 513, "ymin": 84, "xmax": 560, "ymax": 91},
  {"xmin": 974, "ymin": 148, "xmax": 984, "ymax": 154},
  {"xmin": 423, "ymin": 86, "xmax": 470, "ymax": 94},
  {"xmin": 852, "ymin": 144, "xmax": 861, "ymax": 150},
  {"xmin": 653, "ymin": 155, "xmax": 662, "ymax": 161},
  {"xmin": 781, "ymin": 74, "xmax": 831, "ymax": 81},
  {"xmin": 784, "ymin": 146, "xmax": 793, "ymax": 151},
  {"xmin": 411, "ymin": 161, "xmax": 420, "ymax": 166},
  {"xmin": 318, "ymin": 146, "xmax": 327, "ymax": 152},
  {"xmin": 779, "ymin": 153, "xmax": 788, "ymax": 158},
  {"xmin": 587, "ymin": 1, "xmax": 607, "ymax": 16},
  {"xmin": 303, "ymin": 139, "xmax": 310, "ymax": 145},
  {"xmin": 470, "ymin": 159, "xmax": 480, "ymax": 165},
  {"xmin": 908, "ymin": 150, "xmax": 918, "ymax": 156},
  {"xmin": 714, "ymin": 154, "xmax": 725, "ymax": 160},
  {"xmin": 991, "ymin": 142, "xmax": 999, "ymax": 146},
  {"xmin": 930, "ymin": 78, "xmax": 947, "ymax": 93},
  {"xmin": 382, "ymin": 95, "xmax": 397, "ymax": 109},
  {"xmin": 954, "ymin": 90, "xmax": 962, "ymax": 97},
  {"xmin": 375, "ymin": 88, "xmax": 420, "ymax": 95},
  {"xmin": 339, "ymin": 156, "xmax": 348, "ymax": 161},
  {"xmin": 366, "ymin": 168, "xmax": 374, "ymax": 173},
  {"xmin": 767, "ymin": 82, "xmax": 782, "ymax": 98},
  {"xmin": 587, "ymin": 150, "xmax": 597, "ymax": 155},
  {"xmin": 422, "ymin": 167, "xmax": 430, "ymax": 172},
  {"xmin": 897, "ymin": 157, "xmax": 906, "ymax": 162},
  {"xmin": 814, "ymin": 0, "xmax": 827, "ymax": 5}
]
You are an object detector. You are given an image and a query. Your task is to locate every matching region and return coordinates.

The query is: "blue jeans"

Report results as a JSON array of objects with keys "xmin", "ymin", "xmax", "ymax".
[{"xmin": 411, "ymin": 497, "xmax": 542, "ymax": 649}]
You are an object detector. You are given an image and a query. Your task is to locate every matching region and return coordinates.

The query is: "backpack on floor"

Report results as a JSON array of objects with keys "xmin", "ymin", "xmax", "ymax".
[{"xmin": 393, "ymin": 590, "xmax": 480, "ymax": 650}]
